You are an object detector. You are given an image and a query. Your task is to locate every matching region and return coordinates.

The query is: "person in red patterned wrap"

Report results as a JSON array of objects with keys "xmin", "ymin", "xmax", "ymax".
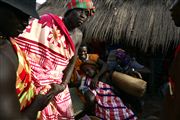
[
  {"xmin": 0, "ymin": 0, "xmax": 56, "ymax": 120},
  {"xmin": 79, "ymin": 61, "xmax": 137, "ymax": 120},
  {"xmin": 15, "ymin": 0, "xmax": 95, "ymax": 119}
]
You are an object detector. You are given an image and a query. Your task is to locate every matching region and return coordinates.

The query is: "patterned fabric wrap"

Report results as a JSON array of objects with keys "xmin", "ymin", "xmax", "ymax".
[
  {"xmin": 16, "ymin": 14, "xmax": 75, "ymax": 119},
  {"xmin": 66, "ymin": 0, "xmax": 95, "ymax": 16},
  {"xmin": 10, "ymin": 39, "xmax": 35, "ymax": 111},
  {"xmin": 84, "ymin": 77, "xmax": 137, "ymax": 120}
]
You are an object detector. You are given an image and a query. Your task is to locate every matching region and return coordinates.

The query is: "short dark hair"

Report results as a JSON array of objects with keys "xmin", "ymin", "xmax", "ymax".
[{"xmin": 80, "ymin": 61, "xmax": 98, "ymax": 71}]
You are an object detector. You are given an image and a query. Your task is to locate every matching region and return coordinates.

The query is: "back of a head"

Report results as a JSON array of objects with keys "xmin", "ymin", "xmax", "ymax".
[
  {"xmin": 80, "ymin": 60, "xmax": 98, "ymax": 71},
  {"xmin": 0, "ymin": 0, "xmax": 39, "ymax": 18}
]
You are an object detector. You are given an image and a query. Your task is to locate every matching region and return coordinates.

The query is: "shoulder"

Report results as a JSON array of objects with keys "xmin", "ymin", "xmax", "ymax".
[
  {"xmin": 71, "ymin": 28, "xmax": 83, "ymax": 49},
  {"xmin": 89, "ymin": 54, "xmax": 99, "ymax": 61},
  {"xmin": 73, "ymin": 28, "xmax": 83, "ymax": 39},
  {"xmin": 74, "ymin": 28, "xmax": 83, "ymax": 34}
]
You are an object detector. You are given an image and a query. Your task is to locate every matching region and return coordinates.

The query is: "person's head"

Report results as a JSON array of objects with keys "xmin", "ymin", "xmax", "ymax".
[
  {"xmin": 80, "ymin": 61, "xmax": 97, "ymax": 78},
  {"xmin": 64, "ymin": 0, "xmax": 95, "ymax": 30},
  {"xmin": 78, "ymin": 45, "xmax": 88, "ymax": 61},
  {"xmin": 115, "ymin": 49, "xmax": 131, "ymax": 67},
  {"xmin": 170, "ymin": 0, "xmax": 180, "ymax": 26},
  {"xmin": 0, "ymin": 0, "xmax": 39, "ymax": 37}
]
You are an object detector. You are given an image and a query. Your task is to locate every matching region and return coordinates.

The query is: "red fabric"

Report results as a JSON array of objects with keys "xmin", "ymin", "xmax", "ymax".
[
  {"xmin": 48, "ymin": 14, "xmax": 75, "ymax": 52},
  {"xmin": 16, "ymin": 14, "xmax": 75, "ymax": 119},
  {"xmin": 84, "ymin": 78, "xmax": 137, "ymax": 120},
  {"xmin": 10, "ymin": 39, "xmax": 36, "ymax": 111}
]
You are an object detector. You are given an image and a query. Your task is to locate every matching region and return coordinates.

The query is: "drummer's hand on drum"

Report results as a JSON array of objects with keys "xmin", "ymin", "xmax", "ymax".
[{"xmin": 127, "ymin": 68, "xmax": 142, "ymax": 79}]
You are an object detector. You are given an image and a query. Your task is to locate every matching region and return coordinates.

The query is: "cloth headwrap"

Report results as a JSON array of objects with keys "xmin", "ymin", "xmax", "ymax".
[
  {"xmin": 115, "ymin": 49, "xmax": 131, "ymax": 67},
  {"xmin": 66, "ymin": 0, "xmax": 95, "ymax": 16}
]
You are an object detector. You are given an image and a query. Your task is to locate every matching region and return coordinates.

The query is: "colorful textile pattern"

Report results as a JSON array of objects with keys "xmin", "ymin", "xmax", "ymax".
[
  {"xmin": 16, "ymin": 14, "xmax": 75, "ymax": 119},
  {"xmin": 66, "ymin": 0, "xmax": 95, "ymax": 16},
  {"xmin": 10, "ymin": 39, "xmax": 35, "ymax": 111},
  {"xmin": 83, "ymin": 77, "xmax": 137, "ymax": 120}
]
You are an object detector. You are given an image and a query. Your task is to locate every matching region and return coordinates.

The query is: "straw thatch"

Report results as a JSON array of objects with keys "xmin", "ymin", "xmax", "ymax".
[
  {"xmin": 38, "ymin": 0, "xmax": 180, "ymax": 52},
  {"xmin": 38, "ymin": 0, "xmax": 68, "ymax": 16}
]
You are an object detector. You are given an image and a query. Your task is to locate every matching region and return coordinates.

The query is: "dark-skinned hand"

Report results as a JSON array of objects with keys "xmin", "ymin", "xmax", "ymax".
[
  {"xmin": 48, "ymin": 83, "xmax": 66, "ymax": 97},
  {"xmin": 90, "ymin": 76, "xmax": 98, "ymax": 89},
  {"xmin": 84, "ymin": 89, "xmax": 95, "ymax": 105},
  {"xmin": 21, "ymin": 91, "xmax": 55, "ymax": 120},
  {"xmin": 127, "ymin": 68, "xmax": 142, "ymax": 79},
  {"xmin": 30, "ymin": 83, "xmax": 66, "ymax": 111},
  {"xmin": 31, "ymin": 91, "xmax": 55, "ymax": 111}
]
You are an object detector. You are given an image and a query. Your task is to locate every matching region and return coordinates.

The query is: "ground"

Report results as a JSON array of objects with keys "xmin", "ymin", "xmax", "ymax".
[{"xmin": 140, "ymin": 93, "xmax": 163, "ymax": 120}]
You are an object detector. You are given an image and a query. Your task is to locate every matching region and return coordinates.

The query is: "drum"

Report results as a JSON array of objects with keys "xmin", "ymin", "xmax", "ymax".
[{"xmin": 112, "ymin": 71, "xmax": 147, "ymax": 97}]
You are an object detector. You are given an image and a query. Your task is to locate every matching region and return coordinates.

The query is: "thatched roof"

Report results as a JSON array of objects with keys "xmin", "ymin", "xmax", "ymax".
[
  {"xmin": 38, "ymin": 0, "xmax": 180, "ymax": 52},
  {"xmin": 38, "ymin": 0, "xmax": 68, "ymax": 16}
]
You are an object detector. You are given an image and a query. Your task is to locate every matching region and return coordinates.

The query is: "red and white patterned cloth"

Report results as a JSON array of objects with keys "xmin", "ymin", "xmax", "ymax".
[
  {"xmin": 16, "ymin": 14, "xmax": 75, "ymax": 120},
  {"xmin": 10, "ymin": 39, "xmax": 36, "ymax": 111},
  {"xmin": 84, "ymin": 78, "xmax": 137, "ymax": 120}
]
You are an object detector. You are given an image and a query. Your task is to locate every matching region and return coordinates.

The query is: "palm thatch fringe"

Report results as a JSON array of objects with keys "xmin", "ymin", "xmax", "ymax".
[
  {"xmin": 38, "ymin": 0, "xmax": 69, "ymax": 16},
  {"xmin": 82, "ymin": 0, "xmax": 180, "ymax": 52},
  {"xmin": 38, "ymin": 0, "xmax": 180, "ymax": 52}
]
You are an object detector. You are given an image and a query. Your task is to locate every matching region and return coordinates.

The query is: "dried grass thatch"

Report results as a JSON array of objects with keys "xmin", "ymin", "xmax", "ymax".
[
  {"xmin": 38, "ymin": 0, "xmax": 68, "ymax": 16},
  {"xmin": 38, "ymin": 0, "xmax": 180, "ymax": 52},
  {"xmin": 82, "ymin": 0, "xmax": 180, "ymax": 52}
]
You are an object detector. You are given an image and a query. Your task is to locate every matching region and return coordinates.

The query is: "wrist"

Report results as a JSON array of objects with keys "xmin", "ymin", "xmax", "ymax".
[{"xmin": 61, "ymin": 82, "xmax": 67, "ymax": 89}]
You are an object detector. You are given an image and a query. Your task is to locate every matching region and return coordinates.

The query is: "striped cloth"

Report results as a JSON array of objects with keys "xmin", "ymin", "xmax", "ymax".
[
  {"xmin": 10, "ymin": 38, "xmax": 35, "ymax": 111},
  {"xmin": 83, "ymin": 77, "xmax": 137, "ymax": 120},
  {"xmin": 16, "ymin": 13, "xmax": 75, "ymax": 119}
]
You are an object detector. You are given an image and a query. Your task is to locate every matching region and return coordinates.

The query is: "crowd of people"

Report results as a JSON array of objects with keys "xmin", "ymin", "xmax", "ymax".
[{"xmin": 0, "ymin": 0, "xmax": 180, "ymax": 120}]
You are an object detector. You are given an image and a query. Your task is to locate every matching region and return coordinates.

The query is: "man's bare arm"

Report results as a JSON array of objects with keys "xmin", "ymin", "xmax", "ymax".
[
  {"xmin": 0, "ymin": 53, "xmax": 29, "ymax": 120},
  {"xmin": 62, "ymin": 31, "xmax": 82, "ymax": 84}
]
